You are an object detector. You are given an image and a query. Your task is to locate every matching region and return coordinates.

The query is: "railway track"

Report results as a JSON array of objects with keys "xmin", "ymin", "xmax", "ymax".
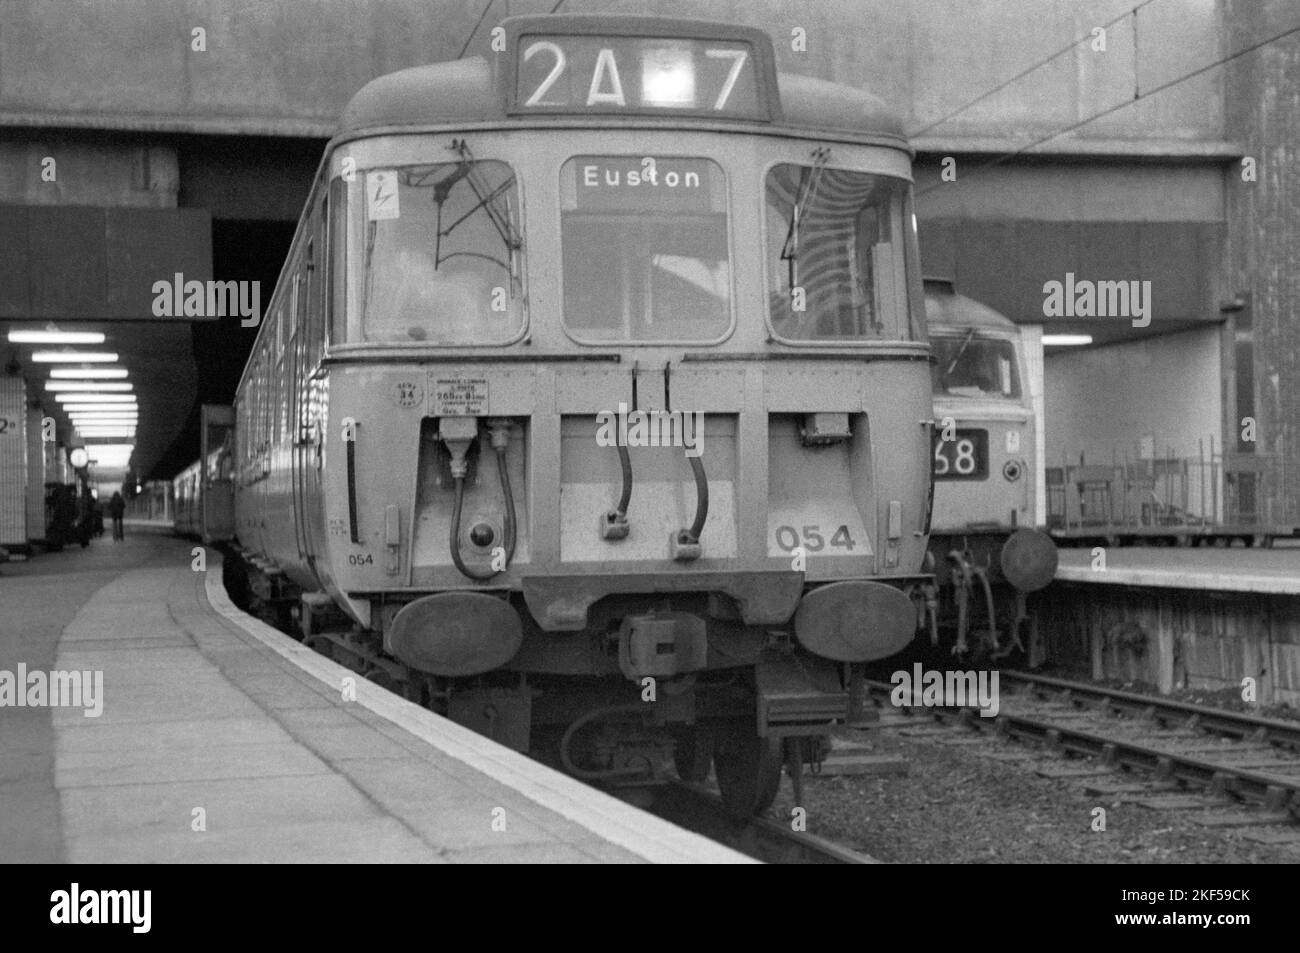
[
  {"xmin": 647, "ymin": 781, "xmax": 879, "ymax": 864},
  {"xmin": 863, "ymin": 672, "xmax": 1300, "ymax": 821}
]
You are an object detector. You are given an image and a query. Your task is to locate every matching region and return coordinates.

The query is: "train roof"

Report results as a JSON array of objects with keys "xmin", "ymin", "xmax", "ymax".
[
  {"xmin": 337, "ymin": 15, "xmax": 906, "ymax": 146},
  {"xmin": 924, "ymin": 277, "xmax": 1018, "ymax": 333}
]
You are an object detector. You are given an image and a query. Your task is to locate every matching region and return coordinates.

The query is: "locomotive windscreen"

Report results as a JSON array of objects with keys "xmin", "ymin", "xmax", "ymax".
[
  {"xmin": 931, "ymin": 333, "xmax": 1021, "ymax": 399},
  {"xmin": 351, "ymin": 158, "xmax": 525, "ymax": 345},
  {"xmin": 765, "ymin": 165, "xmax": 918, "ymax": 342}
]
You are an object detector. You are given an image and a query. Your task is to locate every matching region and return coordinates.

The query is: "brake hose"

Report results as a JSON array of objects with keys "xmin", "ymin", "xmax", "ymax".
[
  {"xmin": 679, "ymin": 453, "xmax": 709, "ymax": 544},
  {"xmin": 615, "ymin": 443, "xmax": 632, "ymax": 519}
]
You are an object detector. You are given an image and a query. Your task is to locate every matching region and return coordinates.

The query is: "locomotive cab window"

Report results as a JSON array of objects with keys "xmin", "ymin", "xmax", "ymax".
[
  {"xmin": 350, "ymin": 158, "xmax": 524, "ymax": 345},
  {"xmin": 931, "ymin": 333, "xmax": 1021, "ymax": 399},
  {"xmin": 765, "ymin": 165, "xmax": 916, "ymax": 342},
  {"xmin": 560, "ymin": 156, "xmax": 731, "ymax": 343}
]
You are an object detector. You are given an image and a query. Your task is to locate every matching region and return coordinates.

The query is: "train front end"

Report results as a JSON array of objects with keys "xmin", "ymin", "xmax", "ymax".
[
  {"xmin": 268, "ymin": 15, "xmax": 932, "ymax": 814},
  {"xmin": 923, "ymin": 278, "xmax": 1057, "ymax": 657}
]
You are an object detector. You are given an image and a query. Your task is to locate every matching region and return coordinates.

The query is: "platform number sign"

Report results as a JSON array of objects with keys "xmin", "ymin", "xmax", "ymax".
[
  {"xmin": 512, "ymin": 35, "xmax": 764, "ymax": 119},
  {"xmin": 933, "ymin": 428, "xmax": 989, "ymax": 480}
]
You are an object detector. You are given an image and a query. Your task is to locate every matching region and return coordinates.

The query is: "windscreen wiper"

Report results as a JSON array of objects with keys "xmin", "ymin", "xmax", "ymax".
[
  {"xmin": 431, "ymin": 140, "xmax": 522, "ymax": 286},
  {"xmin": 780, "ymin": 146, "xmax": 830, "ymax": 288},
  {"xmin": 944, "ymin": 328, "xmax": 977, "ymax": 377}
]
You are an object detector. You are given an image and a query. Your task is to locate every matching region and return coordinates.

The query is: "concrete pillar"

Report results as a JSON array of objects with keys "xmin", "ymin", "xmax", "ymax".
[{"xmin": 1222, "ymin": 0, "xmax": 1300, "ymax": 523}]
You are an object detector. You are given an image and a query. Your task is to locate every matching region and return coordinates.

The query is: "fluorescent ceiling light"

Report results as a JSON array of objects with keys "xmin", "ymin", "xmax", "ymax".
[
  {"xmin": 82, "ymin": 442, "xmax": 134, "ymax": 457},
  {"xmin": 46, "ymin": 381, "xmax": 133, "ymax": 392},
  {"xmin": 1042, "ymin": 334, "xmax": 1093, "ymax": 346},
  {"xmin": 32, "ymin": 351, "xmax": 118, "ymax": 363},
  {"xmin": 8, "ymin": 330, "xmax": 106, "ymax": 345},
  {"xmin": 50, "ymin": 368, "xmax": 128, "ymax": 379},
  {"xmin": 54, "ymin": 393, "xmax": 137, "ymax": 403},
  {"xmin": 69, "ymin": 412, "xmax": 139, "ymax": 419}
]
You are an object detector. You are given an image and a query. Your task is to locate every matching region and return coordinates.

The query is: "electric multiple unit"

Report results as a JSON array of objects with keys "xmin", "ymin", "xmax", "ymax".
[{"xmin": 177, "ymin": 15, "xmax": 933, "ymax": 815}]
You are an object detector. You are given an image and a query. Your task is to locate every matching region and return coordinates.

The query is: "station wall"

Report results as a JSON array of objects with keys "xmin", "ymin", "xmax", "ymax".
[{"xmin": 1044, "ymin": 327, "xmax": 1224, "ymax": 517}]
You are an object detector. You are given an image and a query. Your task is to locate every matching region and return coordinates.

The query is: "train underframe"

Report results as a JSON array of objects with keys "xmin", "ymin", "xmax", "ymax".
[
  {"xmin": 222, "ymin": 550, "xmax": 857, "ymax": 816},
  {"xmin": 916, "ymin": 528, "xmax": 1058, "ymax": 663}
]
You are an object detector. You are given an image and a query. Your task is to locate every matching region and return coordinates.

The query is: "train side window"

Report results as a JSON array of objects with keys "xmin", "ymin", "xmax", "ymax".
[
  {"xmin": 304, "ymin": 235, "xmax": 318, "ymax": 362},
  {"xmin": 329, "ymin": 178, "xmax": 347, "ymax": 347},
  {"xmin": 765, "ymin": 164, "xmax": 917, "ymax": 342}
]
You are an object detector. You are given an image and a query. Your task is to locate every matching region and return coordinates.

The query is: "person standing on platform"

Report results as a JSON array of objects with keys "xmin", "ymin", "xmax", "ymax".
[{"xmin": 109, "ymin": 490, "xmax": 126, "ymax": 541}]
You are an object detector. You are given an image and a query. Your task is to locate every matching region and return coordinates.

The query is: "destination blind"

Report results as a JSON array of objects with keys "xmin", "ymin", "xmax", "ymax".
[{"xmin": 511, "ymin": 34, "xmax": 765, "ymax": 119}]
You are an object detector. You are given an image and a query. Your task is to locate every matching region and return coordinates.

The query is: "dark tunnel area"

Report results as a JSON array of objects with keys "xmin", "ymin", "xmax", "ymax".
[{"xmin": 149, "ymin": 218, "xmax": 297, "ymax": 480}]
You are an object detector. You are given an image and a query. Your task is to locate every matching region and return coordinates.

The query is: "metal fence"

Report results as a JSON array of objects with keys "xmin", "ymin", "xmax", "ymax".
[{"xmin": 1047, "ymin": 438, "xmax": 1300, "ymax": 539}]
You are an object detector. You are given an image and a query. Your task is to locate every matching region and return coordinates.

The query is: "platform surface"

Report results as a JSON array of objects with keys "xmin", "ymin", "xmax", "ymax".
[
  {"xmin": 1055, "ymin": 546, "xmax": 1300, "ymax": 594},
  {"xmin": 0, "ymin": 528, "xmax": 749, "ymax": 864}
]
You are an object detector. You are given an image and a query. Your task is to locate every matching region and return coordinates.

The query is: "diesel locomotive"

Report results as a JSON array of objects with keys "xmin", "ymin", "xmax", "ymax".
[
  {"xmin": 178, "ymin": 14, "xmax": 934, "ymax": 815},
  {"xmin": 921, "ymin": 277, "xmax": 1057, "ymax": 659}
]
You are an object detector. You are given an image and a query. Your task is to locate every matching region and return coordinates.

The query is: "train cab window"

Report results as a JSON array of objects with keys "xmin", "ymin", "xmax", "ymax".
[
  {"xmin": 353, "ymin": 159, "xmax": 524, "ymax": 345},
  {"xmin": 765, "ymin": 165, "xmax": 916, "ymax": 342},
  {"xmin": 560, "ymin": 156, "xmax": 731, "ymax": 343},
  {"xmin": 931, "ymin": 333, "xmax": 1021, "ymax": 399}
]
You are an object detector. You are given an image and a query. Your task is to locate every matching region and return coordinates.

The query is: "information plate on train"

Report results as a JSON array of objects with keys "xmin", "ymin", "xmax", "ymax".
[
  {"xmin": 933, "ymin": 428, "xmax": 989, "ymax": 480},
  {"xmin": 431, "ymin": 377, "xmax": 489, "ymax": 416},
  {"xmin": 512, "ymin": 34, "xmax": 763, "ymax": 118}
]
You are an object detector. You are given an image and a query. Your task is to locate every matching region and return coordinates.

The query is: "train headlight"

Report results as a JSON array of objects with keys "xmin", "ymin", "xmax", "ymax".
[{"xmin": 1002, "ymin": 460, "xmax": 1022, "ymax": 482}]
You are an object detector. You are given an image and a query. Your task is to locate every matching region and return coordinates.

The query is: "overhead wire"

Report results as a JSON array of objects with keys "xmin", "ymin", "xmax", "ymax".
[
  {"xmin": 909, "ymin": 0, "xmax": 1163, "ymax": 138},
  {"xmin": 916, "ymin": 17, "xmax": 1300, "ymax": 198},
  {"xmin": 456, "ymin": 0, "xmax": 498, "ymax": 60}
]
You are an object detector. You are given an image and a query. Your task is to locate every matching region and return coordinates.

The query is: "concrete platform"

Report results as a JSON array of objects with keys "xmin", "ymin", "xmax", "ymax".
[
  {"xmin": 1055, "ymin": 547, "xmax": 1300, "ymax": 595},
  {"xmin": 0, "ymin": 528, "xmax": 750, "ymax": 864}
]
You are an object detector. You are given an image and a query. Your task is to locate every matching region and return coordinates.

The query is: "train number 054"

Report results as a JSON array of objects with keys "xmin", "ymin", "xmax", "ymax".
[{"xmin": 774, "ymin": 524, "xmax": 856, "ymax": 552}]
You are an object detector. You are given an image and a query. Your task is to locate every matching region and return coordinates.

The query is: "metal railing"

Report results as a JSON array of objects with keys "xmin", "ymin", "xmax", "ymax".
[{"xmin": 1047, "ymin": 438, "xmax": 1299, "ymax": 538}]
